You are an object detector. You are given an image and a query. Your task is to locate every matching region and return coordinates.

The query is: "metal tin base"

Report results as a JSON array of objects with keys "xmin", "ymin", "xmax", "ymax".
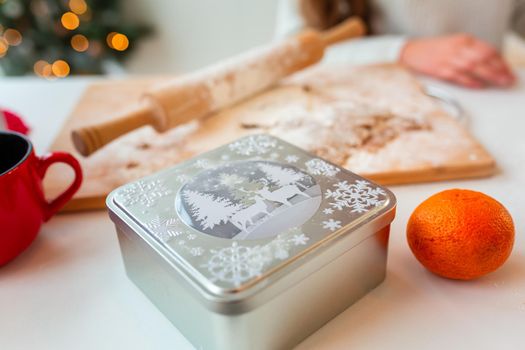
[{"xmin": 114, "ymin": 215, "xmax": 390, "ymax": 350}]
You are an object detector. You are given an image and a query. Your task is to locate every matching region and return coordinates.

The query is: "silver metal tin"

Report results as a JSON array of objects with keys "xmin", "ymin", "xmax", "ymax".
[{"xmin": 107, "ymin": 134, "xmax": 396, "ymax": 350}]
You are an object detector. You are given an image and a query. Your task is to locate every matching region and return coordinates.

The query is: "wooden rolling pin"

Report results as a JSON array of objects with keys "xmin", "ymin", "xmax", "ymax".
[{"xmin": 72, "ymin": 17, "xmax": 365, "ymax": 156}]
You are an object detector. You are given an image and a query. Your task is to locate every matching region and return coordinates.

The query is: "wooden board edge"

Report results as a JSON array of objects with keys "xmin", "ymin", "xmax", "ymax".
[
  {"xmin": 57, "ymin": 159, "xmax": 497, "ymax": 213},
  {"xmin": 57, "ymin": 195, "xmax": 107, "ymax": 214},
  {"xmin": 363, "ymin": 159, "xmax": 497, "ymax": 186}
]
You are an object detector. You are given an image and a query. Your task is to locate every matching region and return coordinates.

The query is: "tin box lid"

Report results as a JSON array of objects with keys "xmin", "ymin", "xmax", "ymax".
[{"xmin": 108, "ymin": 134, "xmax": 395, "ymax": 300}]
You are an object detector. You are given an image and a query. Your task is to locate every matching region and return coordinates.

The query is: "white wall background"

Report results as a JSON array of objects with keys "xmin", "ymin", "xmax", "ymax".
[{"xmin": 123, "ymin": 0, "xmax": 280, "ymax": 74}]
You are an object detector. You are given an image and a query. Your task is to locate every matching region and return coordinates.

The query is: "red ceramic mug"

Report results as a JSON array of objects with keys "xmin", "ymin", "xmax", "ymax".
[{"xmin": 0, "ymin": 131, "xmax": 83, "ymax": 265}]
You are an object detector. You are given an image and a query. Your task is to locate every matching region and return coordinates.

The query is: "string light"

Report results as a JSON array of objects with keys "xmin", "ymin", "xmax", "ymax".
[
  {"xmin": 109, "ymin": 33, "xmax": 129, "ymax": 51},
  {"xmin": 0, "ymin": 0, "xmax": 144, "ymax": 76},
  {"xmin": 0, "ymin": 38, "xmax": 8, "ymax": 58},
  {"xmin": 106, "ymin": 32, "xmax": 117, "ymax": 48},
  {"xmin": 51, "ymin": 60, "xmax": 70, "ymax": 78},
  {"xmin": 33, "ymin": 60, "xmax": 51, "ymax": 77},
  {"xmin": 34, "ymin": 60, "xmax": 52, "ymax": 78},
  {"xmin": 71, "ymin": 34, "xmax": 89, "ymax": 52},
  {"xmin": 42, "ymin": 65, "xmax": 53, "ymax": 78},
  {"xmin": 3, "ymin": 28, "xmax": 22, "ymax": 46},
  {"xmin": 69, "ymin": 0, "xmax": 87, "ymax": 15},
  {"xmin": 61, "ymin": 12, "xmax": 80, "ymax": 30}
]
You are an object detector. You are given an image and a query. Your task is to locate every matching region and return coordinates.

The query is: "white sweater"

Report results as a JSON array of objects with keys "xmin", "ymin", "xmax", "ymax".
[{"xmin": 276, "ymin": 0, "xmax": 525, "ymax": 63}]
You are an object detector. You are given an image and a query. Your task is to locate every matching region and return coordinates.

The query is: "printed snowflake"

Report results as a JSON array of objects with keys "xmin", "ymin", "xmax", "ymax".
[
  {"xmin": 186, "ymin": 233, "xmax": 197, "ymax": 240},
  {"xmin": 228, "ymin": 135, "xmax": 277, "ymax": 156},
  {"xmin": 264, "ymin": 236, "xmax": 292, "ymax": 260},
  {"xmin": 175, "ymin": 174, "xmax": 189, "ymax": 183},
  {"xmin": 202, "ymin": 230, "xmax": 312, "ymax": 286},
  {"xmin": 268, "ymin": 233, "xmax": 310, "ymax": 258},
  {"xmin": 322, "ymin": 219, "xmax": 342, "ymax": 232},
  {"xmin": 305, "ymin": 158, "xmax": 340, "ymax": 177},
  {"xmin": 189, "ymin": 247, "xmax": 204, "ymax": 257},
  {"xmin": 194, "ymin": 159, "xmax": 212, "ymax": 169},
  {"xmin": 204, "ymin": 242, "xmax": 273, "ymax": 286},
  {"xmin": 290, "ymin": 233, "xmax": 309, "ymax": 246},
  {"xmin": 146, "ymin": 216, "xmax": 181, "ymax": 242},
  {"xmin": 325, "ymin": 180, "xmax": 386, "ymax": 213},
  {"xmin": 285, "ymin": 155, "xmax": 299, "ymax": 163},
  {"xmin": 218, "ymin": 173, "xmax": 246, "ymax": 188},
  {"xmin": 323, "ymin": 208, "xmax": 334, "ymax": 215},
  {"xmin": 117, "ymin": 179, "xmax": 172, "ymax": 207},
  {"xmin": 282, "ymin": 227, "xmax": 302, "ymax": 235},
  {"xmin": 274, "ymin": 247, "xmax": 290, "ymax": 260}
]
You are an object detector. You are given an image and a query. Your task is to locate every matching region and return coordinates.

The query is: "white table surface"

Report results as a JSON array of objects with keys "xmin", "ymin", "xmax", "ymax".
[{"xmin": 1, "ymin": 72, "xmax": 524, "ymax": 350}]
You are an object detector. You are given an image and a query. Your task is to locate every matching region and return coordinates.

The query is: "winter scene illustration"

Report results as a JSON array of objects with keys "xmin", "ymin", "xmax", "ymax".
[{"xmin": 175, "ymin": 161, "xmax": 322, "ymax": 240}]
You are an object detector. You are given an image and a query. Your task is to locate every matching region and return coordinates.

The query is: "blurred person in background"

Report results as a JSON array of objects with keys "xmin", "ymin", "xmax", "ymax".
[{"xmin": 276, "ymin": 0, "xmax": 525, "ymax": 88}]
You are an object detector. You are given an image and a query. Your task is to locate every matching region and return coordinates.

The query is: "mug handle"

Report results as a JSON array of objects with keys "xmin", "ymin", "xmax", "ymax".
[{"xmin": 37, "ymin": 152, "xmax": 83, "ymax": 221}]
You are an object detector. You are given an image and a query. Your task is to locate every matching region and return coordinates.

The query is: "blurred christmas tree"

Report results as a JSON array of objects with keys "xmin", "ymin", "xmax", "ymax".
[{"xmin": 0, "ymin": 0, "xmax": 150, "ymax": 77}]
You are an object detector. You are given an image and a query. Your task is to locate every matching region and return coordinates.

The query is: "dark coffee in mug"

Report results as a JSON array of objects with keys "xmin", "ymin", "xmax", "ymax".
[{"xmin": 0, "ymin": 132, "xmax": 30, "ymax": 174}]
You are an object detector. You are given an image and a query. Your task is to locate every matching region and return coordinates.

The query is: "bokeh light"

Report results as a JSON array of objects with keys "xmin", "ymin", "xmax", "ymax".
[
  {"xmin": 0, "ymin": 38, "xmax": 8, "ymax": 58},
  {"xmin": 71, "ymin": 34, "xmax": 89, "ymax": 52},
  {"xmin": 33, "ymin": 60, "xmax": 54, "ymax": 79},
  {"xmin": 2, "ymin": 1, "xmax": 23, "ymax": 18},
  {"xmin": 42, "ymin": 65, "xmax": 53, "ymax": 78},
  {"xmin": 106, "ymin": 32, "xmax": 116, "ymax": 48},
  {"xmin": 52, "ymin": 60, "xmax": 70, "ymax": 77},
  {"xmin": 0, "ymin": 0, "xmax": 145, "ymax": 76},
  {"xmin": 3, "ymin": 28, "xmax": 22, "ymax": 46},
  {"xmin": 110, "ymin": 33, "xmax": 129, "ymax": 51},
  {"xmin": 61, "ymin": 12, "xmax": 80, "ymax": 30},
  {"xmin": 34, "ymin": 60, "xmax": 52, "ymax": 78},
  {"xmin": 69, "ymin": 0, "xmax": 88, "ymax": 15}
]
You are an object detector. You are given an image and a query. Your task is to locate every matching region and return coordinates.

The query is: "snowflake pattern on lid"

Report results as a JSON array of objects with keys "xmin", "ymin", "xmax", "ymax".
[
  {"xmin": 204, "ymin": 242, "xmax": 272, "ymax": 286},
  {"xmin": 146, "ymin": 216, "xmax": 182, "ymax": 243},
  {"xmin": 325, "ymin": 180, "xmax": 386, "ymax": 213},
  {"xmin": 203, "ymin": 231, "xmax": 313, "ymax": 286},
  {"xmin": 194, "ymin": 159, "xmax": 213, "ymax": 169},
  {"xmin": 228, "ymin": 134, "xmax": 277, "ymax": 156},
  {"xmin": 117, "ymin": 179, "xmax": 172, "ymax": 207},
  {"xmin": 322, "ymin": 218, "xmax": 342, "ymax": 232},
  {"xmin": 285, "ymin": 155, "xmax": 299, "ymax": 163},
  {"xmin": 323, "ymin": 208, "xmax": 334, "ymax": 215},
  {"xmin": 290, "ymin": 233, "xmax": 309, "ymax": 245},
  {"xmin": 305, "ymin": 158, "xmax": 340, "ymax": 177},
  {"xmin": 111, "ymin": 134, "xmax": 393, "ymax": 290}
]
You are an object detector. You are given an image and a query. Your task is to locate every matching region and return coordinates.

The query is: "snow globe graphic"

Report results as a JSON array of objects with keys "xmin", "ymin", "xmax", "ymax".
[{"xmin": 175, "ymin": 161, "xmax": 322, "ymax": 240}]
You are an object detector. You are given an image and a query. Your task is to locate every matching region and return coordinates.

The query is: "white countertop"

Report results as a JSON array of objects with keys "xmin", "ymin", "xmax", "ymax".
[{"xmin": 0, "ymin": 72, "xmax": 524, "ymax": 350}]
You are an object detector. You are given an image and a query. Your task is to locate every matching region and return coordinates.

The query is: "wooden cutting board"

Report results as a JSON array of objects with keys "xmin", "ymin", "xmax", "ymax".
[{"xmin": 45, "ymin": 64, "xmax": 496, "ymax": 212}]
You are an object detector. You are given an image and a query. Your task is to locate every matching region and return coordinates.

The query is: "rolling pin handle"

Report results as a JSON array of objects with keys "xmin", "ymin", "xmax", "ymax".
[
  {"xmin": 71, "ymin": 102, "xmax": 154, "ymax": 157},
  {"xmin": 321, "ymin": 17, "xmax": 366, "ymax": 46}
]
